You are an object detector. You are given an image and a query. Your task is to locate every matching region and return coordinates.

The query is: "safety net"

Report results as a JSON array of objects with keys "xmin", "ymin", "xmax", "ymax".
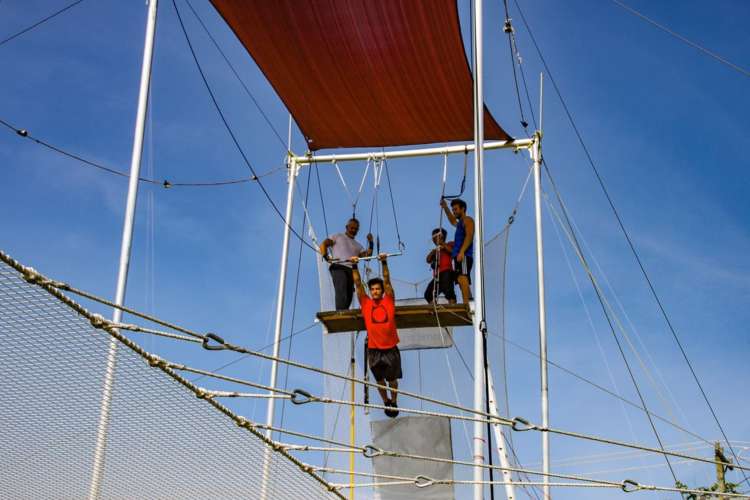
[
  {"xmin": 210, "ymin": 0, "xmax": 511, "ymax": 150},
  {"xmin": 0, "ymin": 258, "xmax": 340, "ymax": 500}
]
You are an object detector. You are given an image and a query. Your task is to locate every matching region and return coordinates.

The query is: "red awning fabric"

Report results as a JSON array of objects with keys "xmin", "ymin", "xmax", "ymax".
[{"xmin": 210, "ymin": 0, "xmax": 511, "ymax": 151}]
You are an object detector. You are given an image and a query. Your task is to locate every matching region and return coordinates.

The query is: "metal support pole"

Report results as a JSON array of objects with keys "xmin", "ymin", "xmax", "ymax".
[
  {"xmin": 87, "ymin": 2, "xmax": 158, "ymax": 499},
  {"xmin": 532, "ymin": 130, "xmax": 550, "ymax": 500},
  {"xmin": 349, "ymin": 333, "xmax": 356, "ymax": 500},
  {"xmin": 487, "ymin": 370, "xmax": 516, "ymax": 500},
  {"xmin": 265, "ymin": 156, "xmax": 299, "ymax": 436},
  {"xmin": 260, "ymin": 156, "xmax": 298, "ymax": 500},
  {"xmin": 472, "ymin": 0, "xmax": 487, "ymax": 498}
]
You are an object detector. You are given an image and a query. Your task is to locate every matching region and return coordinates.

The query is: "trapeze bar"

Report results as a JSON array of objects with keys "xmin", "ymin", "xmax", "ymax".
[
  {"xmin": 293, "ymin": 138, "xmax": 535, "ymax": 166},
  {"xmin": 317, "ymin": 304, "xmax": 473, "ymax": 333},
  {"xmin": 328, "ymin": 251, "xmax": 403, "ymax": 265}
]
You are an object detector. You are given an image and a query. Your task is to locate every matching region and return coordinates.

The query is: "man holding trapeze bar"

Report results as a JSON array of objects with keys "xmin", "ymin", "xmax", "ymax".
[
  {"xmin": 319, "ymin": 218, "xmax": 373, "ymax": 310},
  {"xmin": 440, "ymin": 198, "xmax": 474, "ymax": 304},
  {"xmin": 351, "ymin": 254, "xmax": 401, "ymax": 418}
]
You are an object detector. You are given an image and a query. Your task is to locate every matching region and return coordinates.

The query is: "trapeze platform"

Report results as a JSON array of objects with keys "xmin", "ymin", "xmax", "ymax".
[{"xmin": 316, "ymin": 303, "xmax": 472, "ymax": 333}]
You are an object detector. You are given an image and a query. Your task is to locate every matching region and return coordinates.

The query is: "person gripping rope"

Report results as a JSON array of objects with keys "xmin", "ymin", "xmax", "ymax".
[
  {"xmin": 319, "ymin": 218, "xmax": 373, "ymax": 310},
  {"xmin": 424, "ymin": 228, "xmax": 457, "ymax": 304},
  {"xmin": 351, "ymin": 254, "xmax": 401, "ymax": 418},
  {"xmin": 440, "ymin": 198, "xmax": 474, "ymax": 304}
]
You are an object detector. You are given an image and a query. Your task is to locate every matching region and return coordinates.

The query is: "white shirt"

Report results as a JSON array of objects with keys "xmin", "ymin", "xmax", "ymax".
[{"xmin": 328, "ymin": 233, "xmax": 365, "ymax": 268}]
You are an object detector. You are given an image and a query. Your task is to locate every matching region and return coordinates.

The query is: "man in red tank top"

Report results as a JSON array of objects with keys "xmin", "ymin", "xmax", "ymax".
[{"xmin": 351, "ymin": 254, "xmax": 401, "ymax": 418}]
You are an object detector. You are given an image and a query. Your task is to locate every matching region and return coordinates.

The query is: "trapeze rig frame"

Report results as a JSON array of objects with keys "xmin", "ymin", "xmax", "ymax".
[
  {"xmin": 271, "ymin": 135, "xmax": 539, "ymax": 500},
  {"xmin": 291, "ymin": 138, "xmax": 534, "ymax": 166}
]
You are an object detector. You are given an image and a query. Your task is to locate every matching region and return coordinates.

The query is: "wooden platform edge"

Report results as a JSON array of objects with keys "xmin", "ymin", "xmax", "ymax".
[{"xmin": 316, "ymin": 304, "xmax": 473, "ymax": 333}]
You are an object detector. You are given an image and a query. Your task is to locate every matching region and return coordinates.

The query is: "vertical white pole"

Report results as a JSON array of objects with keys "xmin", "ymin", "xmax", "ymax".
[
  {"xmin": 471, "ymin": 0, "xmax": 487, "ymax": 499},
  {"xmin": 88, "ymin": 1, "xmax": 158, "ymax": 499},
  {"xmin": 533, "ymin": 74, "xmax": 550, "ymax": 500},
  {"xmin": 265, "ymin": 156, "xmax": 298, "ymax": 437},
  {"xmin": 260, "ymin": 156, "xmax": 298, "ymax": 500},
  {"xmin": 487, "ymin": 370, "xmax": 516, "ymax": 500}
]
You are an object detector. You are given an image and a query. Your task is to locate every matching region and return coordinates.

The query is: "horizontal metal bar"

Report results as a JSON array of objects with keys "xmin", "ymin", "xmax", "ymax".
[
  {"xmin": 294, "ymin": 138, "xmax": 534, "ymax": 166},
  {"xmin": 328, "ymin": 251, "xmax": 403, "ymax": 265}
]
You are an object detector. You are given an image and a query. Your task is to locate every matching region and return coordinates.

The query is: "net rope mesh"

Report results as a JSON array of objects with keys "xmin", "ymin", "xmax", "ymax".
[{"xmin": 0, "ymin": 260, "xmax": 339, "ymax": 500}]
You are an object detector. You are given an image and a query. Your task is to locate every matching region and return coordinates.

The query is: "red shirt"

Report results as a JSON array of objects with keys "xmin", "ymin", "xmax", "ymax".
[
  {"xmin": 360, "ymin": 293, "xmax": 399, "ymax": 349},
  {"xmin": 433, "ymin": 242, "xmax": 454, "ymax": 275}
]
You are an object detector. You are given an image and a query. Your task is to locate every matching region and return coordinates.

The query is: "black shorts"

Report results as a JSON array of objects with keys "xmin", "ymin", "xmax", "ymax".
[
  {"xmin": 367, "ymin": 346, "xmax": 402, "ymax": 381},
  {"xmin": 452, "ymin": 255, "xmax": 473, "ymax": 282}
]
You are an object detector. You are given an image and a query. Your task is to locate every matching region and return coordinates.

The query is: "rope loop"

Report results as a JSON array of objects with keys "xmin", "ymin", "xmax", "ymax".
[
  {"xmin": 414, "ymin": 475, "xmax": 435, "ymax": 488},
  {"xmin": 621, "ymin": 479, "xmax": 641, "ymax": 493},
  {"xmin": 195, "ymin": 388, "xmax": 209, "ymax": 400},
  {"xmin": 362, "ymin": 445, "xmax": 384, "ymax": 458},
  {"xmin": 202, "ymin": 332, "xmax": 226, "ymax": 351},
  {"xmin": 146, "ymin": 354, "xmax": 165, "ymax": 368},
  {"xmin": 511, "ymin": 416, "xmax": 537, "ymax": 432},
  {"xmin": 17, "ymin": 128, "xmax": 28, "ymax": 137},
  {"xmin": 89, "ymin": 314, "xmax": 108, "ymax": 330},
  {"xmin": 235, "ymin": 416, "xmax": 252, "ymax": 429},
  {"xmin": 290, "ymin": 388, "xmax": 314, "ymax": 405},
  {"xmin": 162, "ymin": 180, "xmax": 172, "ymax": 189}
]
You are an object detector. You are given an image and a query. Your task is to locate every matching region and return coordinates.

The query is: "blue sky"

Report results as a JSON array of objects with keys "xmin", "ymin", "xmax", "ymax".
[{"xmin": 1, "ymin": 1, "xmax": 749, "ymax": 498}]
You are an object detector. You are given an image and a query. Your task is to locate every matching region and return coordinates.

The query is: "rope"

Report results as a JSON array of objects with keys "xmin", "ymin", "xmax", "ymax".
[
  {"xmin": 0, "ymin": 251, "xmax": 343, "ymax": 498},
  {"xmin": 440, "ymin": 150, "xmax": 469, "ymax": 200},
  {"xmin": 609, "ymin": 0, "xmax": 750, "ymax": 78},
  {"xmin": 0, "ymin": 117, "xmax": 271, "ymax": 187},
  {"xmin": 182, "ymin": 0, "xmax": 290, "ymax": 152},
  {"xmin": 6, "ymin": 250, "xmax": 748, "ymax": 474},
  {"xmin": 490, "ymin": 331, "xmax": 714, "ymax": 447},
  {"xmin": 509, "ymin": 4, "xmax": 748, "ymax": 483},
  {"xmin": 511, "ymin": 0, "xmax": 746, "ymax": 489},
  {"xmin": 265, "ymin": 425, "xmax": 750, "ymax": 498},
  {"xmin": 170, "ymin": 0, "xmax": 319, "ymax": 254},
  {"xmin": 0, "ymin": 0, "xmax": 85, "ymax": 47},
  {"xmin": 545, "ymin": 181, "xmax": 689, "ymax": 428},
  {"xmin": 279, "ymin": 165, "xmax": 313, "ymax": 429},
  {"xmin": 332, "ymin": 158, "xmax": 371, "ymax": 217},
  {"xmin": 501, "ymin": 0, "xmax": 529, "ymax": 130},
  {"xmin": 382, "ymin": 159, "xmax": 404, "ymax": 250},
  {"xmin": 268, "ymin": 427, "xmax": 627, "ymax": 488},
  {"xmin": 528, "ymin": 185, "xmax": 681, "ymax": 485},
  {"xmin": 313, "ymin": 156, "xmax": 330, "ymax": 237}
]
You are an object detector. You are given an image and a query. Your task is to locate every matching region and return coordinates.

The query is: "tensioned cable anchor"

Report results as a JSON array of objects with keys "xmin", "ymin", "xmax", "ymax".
[
  {"xmin": 414, "ymin": 475, "xmax": 436, "ymax": 488},
  {"xmin": 362, "ymin": 445, "xmax": 384, "ymax": 458},
  {"xmin": 290, "ymin": 389, "xmax": 315, "ymax": 405},
  {"xmin": 202, "ymin": 332, "xmax": 227, "ymax": 351},
  {"xmin": 511, "ymin": 417, "xmax": 538, "ymax": 432},
  {"xmin": 620, "ymin": 479, "xmax": 640, "ymax": 493}
]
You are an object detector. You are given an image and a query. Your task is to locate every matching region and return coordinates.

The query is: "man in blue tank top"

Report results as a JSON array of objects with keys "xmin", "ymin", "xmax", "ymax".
[{"xmin": 440, "ymin": 198, "xmax": 474, "ymax": 304}]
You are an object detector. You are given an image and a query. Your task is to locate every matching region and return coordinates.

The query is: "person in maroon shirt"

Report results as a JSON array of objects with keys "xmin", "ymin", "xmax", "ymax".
[{"xmin": 351, "ymin": 254, "xmax": 401, "ymax": 418}]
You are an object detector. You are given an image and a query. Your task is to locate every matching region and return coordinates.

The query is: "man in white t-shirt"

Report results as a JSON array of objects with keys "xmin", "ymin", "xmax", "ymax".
[{"xmin": 319, "ymin": 218, "xmax": 373, "ymax": 310}]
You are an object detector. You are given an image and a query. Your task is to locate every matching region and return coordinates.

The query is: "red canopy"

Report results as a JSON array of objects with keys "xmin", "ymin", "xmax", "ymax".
[{"xmin": 210, "ymin": 0, "xmax": 511, "ymax": 151}]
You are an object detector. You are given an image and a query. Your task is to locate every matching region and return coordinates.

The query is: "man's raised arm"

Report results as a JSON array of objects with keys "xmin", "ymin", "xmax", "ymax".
[
  {"xmin": 440, "ymin": 198, "xmax": 457, "ymax": 226},
  {"xmin": 350, "ymin": 257, "xmax": 366, "ymax": 299},
  {"xmin": 379, "ymin": 254, "xmax": 395, "ymax": 298}
]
